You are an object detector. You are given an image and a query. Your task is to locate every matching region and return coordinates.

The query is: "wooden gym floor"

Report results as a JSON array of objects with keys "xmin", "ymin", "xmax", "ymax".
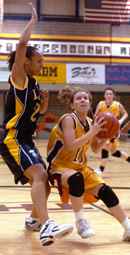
[{"xmin": 0, "ymin": 139, "xmax": 130, "ymax": 255}]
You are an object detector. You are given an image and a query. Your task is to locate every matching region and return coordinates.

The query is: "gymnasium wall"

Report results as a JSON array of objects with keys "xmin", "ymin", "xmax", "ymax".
[
  {"xmin": 2, "ymin": 0, "xmax": 130, "ymax": 37},
  {"xmin": 0, "ymin": 0, "xmax": 130, "ymax": 134}
]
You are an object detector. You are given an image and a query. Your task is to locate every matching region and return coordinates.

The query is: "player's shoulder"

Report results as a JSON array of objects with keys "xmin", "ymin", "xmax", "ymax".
[
  {"xmin": 98, "ymin": 100, "xmax": 104, "ymax": 104},
  {"xmin": 113, "ymin": 100, "xmax": 120, "ymax": 106},
  {"xmin": 58, "ymin": 113, "xmax": 74, "ymax": 127},
  {"xmin": 98, "ymin": 100, "xmax": 105, "ymax": 107}
]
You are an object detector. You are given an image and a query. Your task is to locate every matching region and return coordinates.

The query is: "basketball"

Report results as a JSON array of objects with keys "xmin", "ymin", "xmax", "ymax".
[{"xmin": 96, "ymin": 112, "xmax": 120, "ymax": 139}]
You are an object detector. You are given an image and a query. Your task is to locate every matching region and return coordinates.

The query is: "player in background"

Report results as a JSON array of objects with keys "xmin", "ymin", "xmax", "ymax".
[
  {"xmin": 47, "ymin": 87, "xmax": 130, "ymax": 241},
  {"xmin": 94, "ymin": 87, "xmax": 130, "ymax": 175}
]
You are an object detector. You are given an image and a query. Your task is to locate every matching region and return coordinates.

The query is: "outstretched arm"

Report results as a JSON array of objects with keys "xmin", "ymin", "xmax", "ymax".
[{"xmin": 11, "ymin": 3, "xmax": 38, "ymax": 87}]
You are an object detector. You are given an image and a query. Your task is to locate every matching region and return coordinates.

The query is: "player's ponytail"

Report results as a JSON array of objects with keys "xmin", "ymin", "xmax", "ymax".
[{"xmin": 57, "ymin": 86, "xmax": 74, "ymax": 105}]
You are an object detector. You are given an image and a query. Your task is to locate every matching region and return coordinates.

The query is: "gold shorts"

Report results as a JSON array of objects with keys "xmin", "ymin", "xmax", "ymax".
[{"xmin": 49, "ymin": 165, "xmax": 104, "ymax": 204}]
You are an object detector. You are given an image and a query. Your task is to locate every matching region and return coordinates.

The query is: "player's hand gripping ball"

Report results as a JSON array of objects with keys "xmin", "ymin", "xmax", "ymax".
[{"xmin": 96, "ymin": 112, "xmax": 120, "ymax": 140}]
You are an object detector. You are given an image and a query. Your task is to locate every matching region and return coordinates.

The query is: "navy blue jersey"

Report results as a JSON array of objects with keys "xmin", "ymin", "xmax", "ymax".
[{"xmin": 4, "ymin": 75, "xmax": 41, "ymax": 143}]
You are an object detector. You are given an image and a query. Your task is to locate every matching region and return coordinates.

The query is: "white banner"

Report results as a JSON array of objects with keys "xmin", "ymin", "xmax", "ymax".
[
  {"xmin": 1, "ymin": 36, "xmax": 130, "ymax": 63},
  {"xmin": 67, "ymin": 64, "xmax": 105, "ymax": 84},
  {"xmin": 0, "ymin": 61, "xmax": 9, "ymax": 81},
  {"xmin": 0, "ymin": 38, "xmax": 111, "ymax": 56}
]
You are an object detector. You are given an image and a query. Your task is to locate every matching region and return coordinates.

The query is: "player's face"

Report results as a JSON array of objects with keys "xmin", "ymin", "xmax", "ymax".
[
  {"xmin": 72, "ymin": 91, "xmax": 90, "ymax": 113},
  {"xmin": 104, "ymin": 90, "xmax": 114, "ymax": 103},
  {"xmin": 29, "ymin": 52, "xmax": 43, "ymax": 75}
]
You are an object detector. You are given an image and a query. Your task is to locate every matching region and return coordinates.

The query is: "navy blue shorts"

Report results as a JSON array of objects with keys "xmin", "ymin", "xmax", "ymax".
[{"xmin": 0, "ymin": 141, "xmax": 46, "ymax": 185}]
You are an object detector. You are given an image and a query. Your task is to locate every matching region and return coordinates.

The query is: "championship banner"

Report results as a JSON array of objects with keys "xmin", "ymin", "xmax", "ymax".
[
  {"xmin": 36, "ymin": 63, "xmax": 66, "ymax": 84},
  {"xmin": 67, "ymin": 63, "xmax": 105, "ymax": 84},
  {"xmin": 106, "ymin": 65, "xmax": 130, "ymax": 85}
]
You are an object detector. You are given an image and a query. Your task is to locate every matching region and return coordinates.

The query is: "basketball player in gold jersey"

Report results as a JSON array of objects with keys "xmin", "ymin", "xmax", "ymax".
[
  {"xmin": 95, "ymin": 87, "xmax": 129, "ymax": 175},
  {"xmin": 0, "ymin": 3, "xmax": 73, "ymax": 246},
  {"xmin": 47, "ymin": 87, "xmax": 130, "ymax": 241}
]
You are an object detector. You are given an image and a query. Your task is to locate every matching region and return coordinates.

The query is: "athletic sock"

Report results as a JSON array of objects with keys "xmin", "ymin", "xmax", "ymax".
[
  {"xmin": 122, "ymin": 217, "xmax": 130, "ymax": 230},
  {"xmin": 74, "ymin": 209, "xmax": 84, "ymax": 222}
]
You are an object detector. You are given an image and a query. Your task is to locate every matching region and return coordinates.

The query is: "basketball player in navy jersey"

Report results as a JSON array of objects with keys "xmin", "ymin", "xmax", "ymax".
[{"xmin": 0, "ymin": 3, "xmax": 73, "ymax": 246}]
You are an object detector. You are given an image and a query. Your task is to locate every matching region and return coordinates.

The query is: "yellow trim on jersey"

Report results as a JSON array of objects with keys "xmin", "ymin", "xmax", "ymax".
[
  {"xmin": 6, "ymin": 115, "xmax": 21, "ymax": 129},
  {"xmin": 10, "ymin": 76, "xmax": 28, "ymax": 90},
  {"xmin": 6, "ymin": 97, "xmax": 24, "ymax": 130},
  {"xmin": 4, "ymin": 129, "xmax": 20, "ymax": 164},
  {"xmin": 16, "ymin": 96, "xmax": 24, "ymax": 113}
]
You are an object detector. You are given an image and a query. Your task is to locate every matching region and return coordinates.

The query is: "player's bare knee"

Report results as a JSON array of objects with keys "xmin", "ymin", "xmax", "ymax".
[
  {"xmin": 61, "ymin": 170, "xmax": 76, "ymax": 186},
  {"xmin": 90, "ymin": 183, "xmax": 103, "ymax": 197},
  {"xmin": 67, "ymin": 172, "xmax": 84, "ymax": 197},
  {"xmin": 97, "ymin": 184, "xmax": 119, "ymax": 208},
  {"xmin": 33, "ymin": 166, "xmax": 48, "ymax": 183}
]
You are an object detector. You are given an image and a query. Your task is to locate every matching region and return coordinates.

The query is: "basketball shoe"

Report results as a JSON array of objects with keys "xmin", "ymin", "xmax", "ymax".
[
  {"xmin": 123, "ymin": 228, "xmax": 130, "ymax": 242},
  {"xmin": 40, "ymin": 219, "xmax": 73, "ymax": 246},
  {"xmin": 94, "ymin": 167, "xmax": 103, "ymax": 176},
  {"xmin": 25, "ymin": 216, "xmax": 41, "ymax": 231},
  {"xmin": 76, "ymin": 218, "xmax": 95, "ymax": 239}
]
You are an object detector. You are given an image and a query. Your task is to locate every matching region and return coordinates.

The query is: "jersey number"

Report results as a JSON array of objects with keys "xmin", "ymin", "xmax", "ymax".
[
  {"xmin": 31, "ymin": 102, "xmax": 40, "ymax": 122},
  {"xmin": 74, "ymin": 148, "xmax": 85, "ymax": 163}
]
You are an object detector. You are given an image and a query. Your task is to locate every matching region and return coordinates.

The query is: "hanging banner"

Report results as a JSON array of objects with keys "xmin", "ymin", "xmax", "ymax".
[
  {"xmin": 106, "ymin": 65, "xmax": 130, "ymax": 85},
  {"xmin": 36, "ymin": 63, "xmax": 66, "ymax": 84},
  {"xmin": 67, "ymin": 63, "xmax": 105, "ymax": 84},
  {"xmin": 1, "ymin": 34, "xmax": 130, "ymax": 63}
]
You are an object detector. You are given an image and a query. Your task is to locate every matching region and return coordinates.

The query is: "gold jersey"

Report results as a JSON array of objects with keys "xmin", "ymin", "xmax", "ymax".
[
  {"xmin": 97, "ymin": 100, "xmax": 120, "ymax": 118},
  {"xmin": 47, "ymin": 112, "xmax": 92, "ymax": 172}
]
